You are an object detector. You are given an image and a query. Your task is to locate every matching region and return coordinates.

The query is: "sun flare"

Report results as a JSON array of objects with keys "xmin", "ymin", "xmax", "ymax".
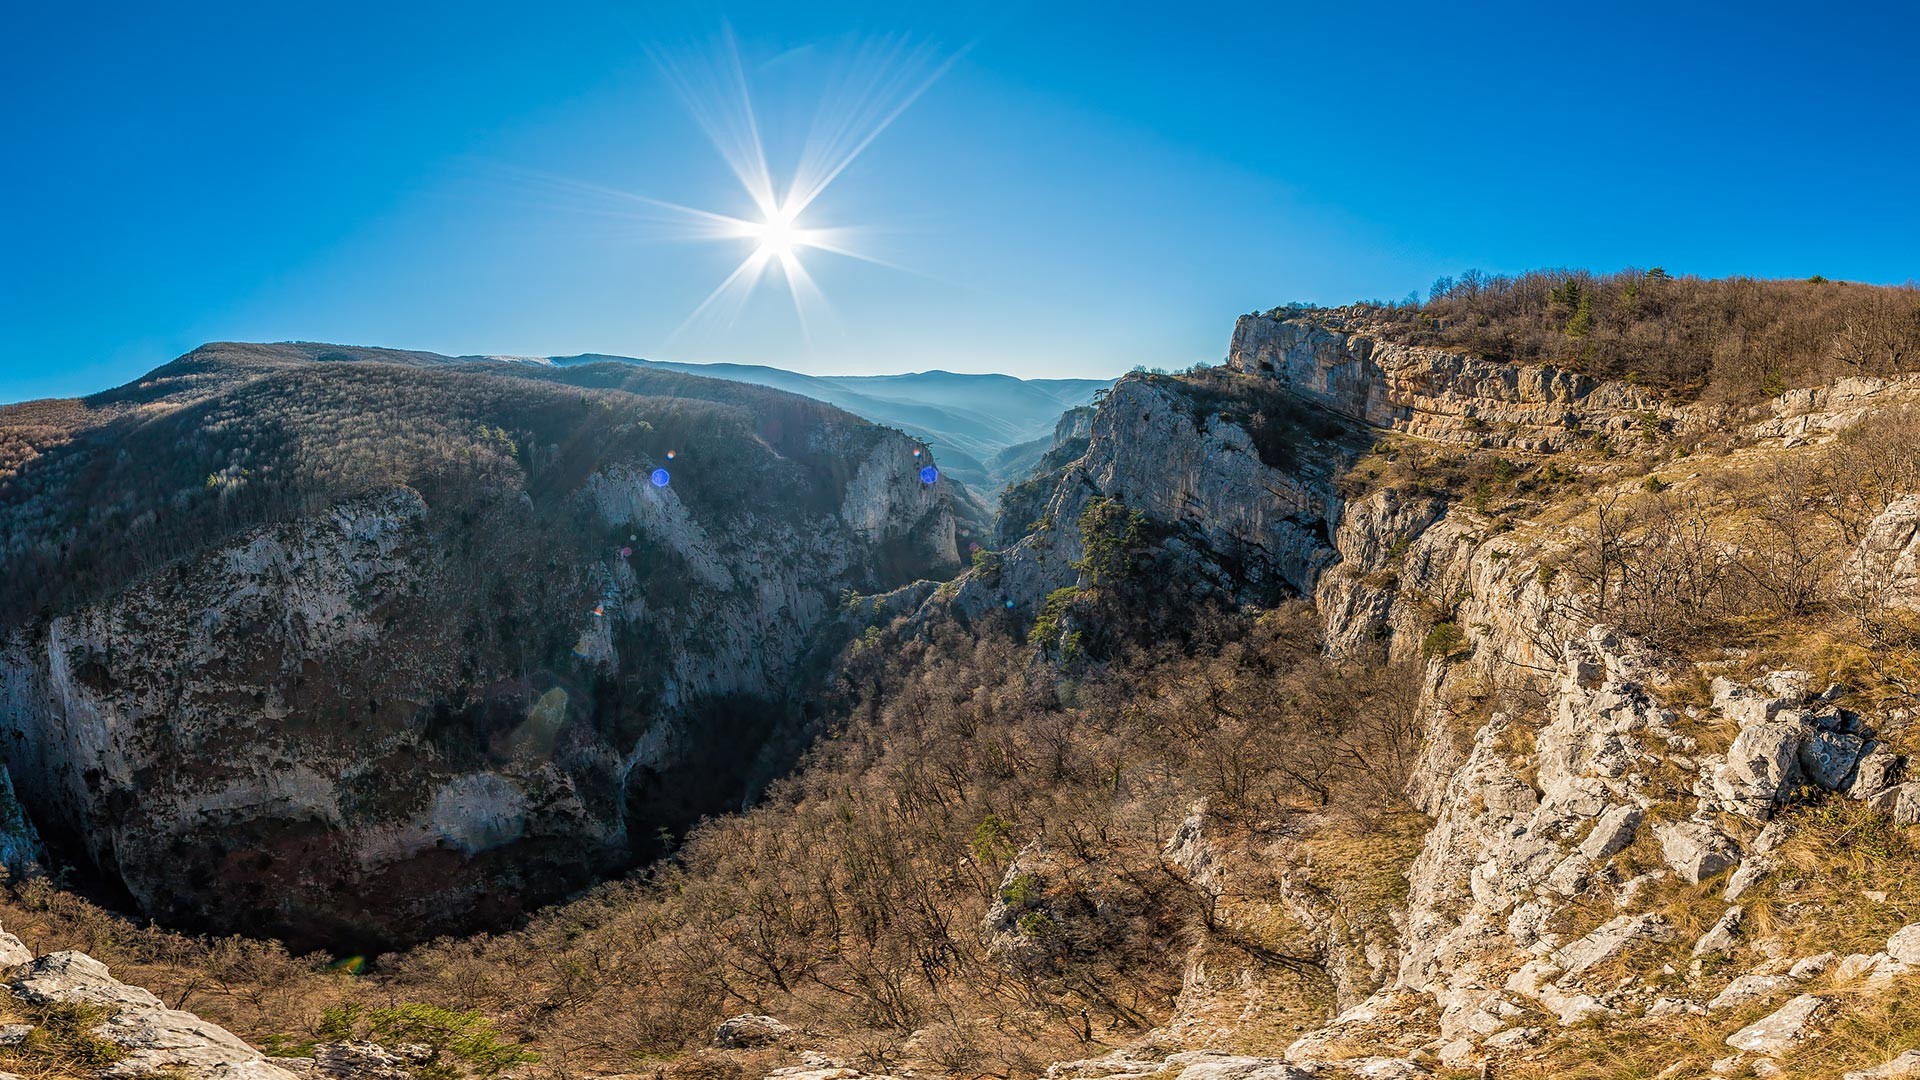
[{"xmin": 744, "ymin": 205, "xmax": 809, "ymax": 260}]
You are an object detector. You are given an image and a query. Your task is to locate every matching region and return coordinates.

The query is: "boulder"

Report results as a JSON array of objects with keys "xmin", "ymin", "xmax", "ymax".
[
  {"xmin": 1871, "ymin": 782, "xmax": 1920, "ymax": 825},
  {"xmin": 1787, "ymin": 952, "xmax": 1837, "ymax": 979},
  {"xmin": 1847, "ymin": 1050, "xmax": 1920, "ymax": 1079},
  {"xmin": 1692, "ymin": 908, "xmax": 1744, "ymax": 958},
  {"xmin": 1835, "ymin": 952, "xmax": 1911, "ymax": 985},
  {"xmin": 4, "ymin": 951, "xmax": 300, "ymax": 1080},
  {"xmin": 1850, "ymin": 747, "xmax": 1906, "ymax": 800},
  {"xmin": 1725, "ymin": 994, "xmax": 1827, "ymax": 1055},
  {"xmin": 1887, "ymin": 924, "xmax": 1920, "ymax": 966},
  {"xmin": 308, "ymin": 1042, "xmax": 414, "ymax": 1080},
  {"xmin": 1847, "ymin": 495, "xmax": 1920, "ymax": 611},
  {"xmin": 1707, "ymin": 974, "xmax": 1798, "ymax": 1012},
  {"xmin": 1799, "ymin": 728, "xmax": 1865, "ymax": 790},
  {"xmin": 1711, "ymin": 722, "xmax": 1804, "ymax": 811},
  {"xmin": 1656, "ymin": 821, "xmax": 1741, "ymax": 884},
  {"xmin": 1553, "ymin": 914, "xmax": 1675, "ymax": 976},
  {"xmin": 1724, "ymin": 857, "xmax": 1773, "ymax": 902},
  {"xmin": 1578, "ymin": 804, "xmax": 1643, "ymax": 861},
  {"xmin": 715, "ymin": 1014, "xmax": 794, "ymax": 1049},
  {"xmin": 0, "ymin": 928, "xmax": 28, "ymax": 968}
]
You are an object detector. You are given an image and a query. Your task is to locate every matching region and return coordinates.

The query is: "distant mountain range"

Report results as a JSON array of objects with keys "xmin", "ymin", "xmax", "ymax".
[{"xmin": 543, "ymin": 355, "xmax": 1111, "ymax": 500}]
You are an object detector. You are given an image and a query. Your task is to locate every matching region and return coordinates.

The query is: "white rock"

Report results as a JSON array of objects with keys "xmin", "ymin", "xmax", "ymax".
[
  {"xmin": 0, "ymin": 930, "xmax": 28, "ymax": 968},
  {"xmin": 715, "ymin": 1014, "xmax": 793, "ymax": 1049},
  {"xmin": 1872, "ymin": 781, "xmax": 1920, "ymax": 825},
  {"xmin": 1889, "ymin": 925, "xmax": 1920, "ymax": 966},
  {"xmin": 1692, "ymin": 908, "xmax": 1744, "ymax": 958},
  {"xmin": 1846, "ymin": 1049, "xmax": 1920, "ymax": 1079},
  {"xmin": 1752, "ymin": 820, "xmax": 1793, "ymax": 854},
  {"xmin": 1725, "ymin": 994, "xmax": 1827, "ymax": 1055},
  {"xmin": 1554, "ymin": 913, "xmax": 1675, "ymax": 976},
  {"xmin": 1724, "ymin": 857, "xmax": 1773, "ymax": 901},
  {"xmin": 1787, "ymin": 952, "xmax": 1837, "ymax": 979},
  {"xmin": 5, "ymin": 951, "xmax": 300, "ymax": 1080},
  {"xmin": 1707, "ymin": 974, "xmax": 1797, "ymax": 1011},
  {"xmin": 1656, "ymin": 821, "xmax": 1740, "ymax": 883},
  {"xmin": 1848, "ymin": 746, "xmax": 1904, "ymax": 800},
  {"xmin": 1579, "ymin": 804, "xmax": 1643, "ymax": 861}
]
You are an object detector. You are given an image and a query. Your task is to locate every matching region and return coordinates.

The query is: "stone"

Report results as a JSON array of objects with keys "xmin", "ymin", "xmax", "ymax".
[
  {"xmin": 1158, "ymin": 1052, "xmax": 1313, "ymax": 1080},
  {"xmin": 1847, "ymin": 495, "xmax": 1920, "ymax": 611},
  {"xmin": 1711, "ymin": 722, "xmax": 1805, "ymax": 811},
  {"xmin": 1752, "ymin": 820, "xmax": 1793, "ymax": 854},
  {"xmin": 0, "ymin": 929, "xmax": 29, "ymax": 968},
  {"xmin": 1724, "ymin": 857, "xmax": 1772, "ymax": 902},
  {"xmin": 309, "ymin": 1042, "xmax": 413, "ymax": 1080},
  {"xmin": 1707, "ymin": 974, "xmax": 1797, "ymax": 1012},
  {"xmin": 7, "ymin": 951, "xmax": 164, "ymax": 1009},
  {"xmin": 1787, "ymin": 952, "xmax": 1837, "ymax": 979},
  {"xmin": 1544, "ymin": 853, "xmax": 1592, "ymax": 896},
  {"xmin": 1846, "ymin": 1050, "xmax": 1920, "ymax": 1079},
  {"xmin": 5, "ymin": 950, "xmax": 300, "ymax": 1080},
  {"xmin": 1553, "ymin": 913, "xmax": 1676, "ymax": 976},
  {"xmin": 1578, "ymin": 804, "xmax": 1643, "ymax": 861},
  {"xmin": 1850, "ymin": 747, "xmax": 1905, "ymax": 800},
  {"xmin": 1692, "ymin": 908, "xmax": 1744, "ymax": 958},
  {"xmin": 715, "ymin": 1015, "xmax": 793, "ymax": 1049},
  {"xmin": 1656, "ymin": 821, "xmax": 1740, "ymax": 884},
  {"xmin": 1871, "ymin": 782, "xmax": 1920, "ymax": 825},
  {"xmin": 1346, "ymin": 1059, "xmax": 1430, "ymax": 1079},
  {"xmin": 1725, "ymin": 994, "xmax": 1827, "ymax": 1055},
  {"xmin": 1799, "ymin": 728, "xmax": 1865, "ymax": 790},
  {"xmin": 1887, "ymin": 924, "xmax": 1920, "ymax": 965},
  {"xmin": 1758, "ymin": 671, "xmax": 1816, "ymax": 704}
]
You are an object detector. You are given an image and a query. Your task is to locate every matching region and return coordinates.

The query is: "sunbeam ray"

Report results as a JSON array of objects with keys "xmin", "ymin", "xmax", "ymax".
[{"xmin": 513, "ymin": 29, "xmax": 957, "ymax": 338}]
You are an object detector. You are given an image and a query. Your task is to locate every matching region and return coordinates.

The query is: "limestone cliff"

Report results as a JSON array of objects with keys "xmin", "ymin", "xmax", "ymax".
[
  {"xmin": 0, "ymin": 345, "xmax": 967, "ymax": 948},
  {"xmin": 912, "ymin": 310, "xmax": 1920, "ymax": 1077}
]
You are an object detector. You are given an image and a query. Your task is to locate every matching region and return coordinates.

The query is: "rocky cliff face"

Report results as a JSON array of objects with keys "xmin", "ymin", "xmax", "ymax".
[
  {"xmin": 0, "ymin": 346, "xmax": 965, "ymax": 949},
  {"xmin": 903, "ymin": 312, "xmax": 1920, "ymax": 1076}
]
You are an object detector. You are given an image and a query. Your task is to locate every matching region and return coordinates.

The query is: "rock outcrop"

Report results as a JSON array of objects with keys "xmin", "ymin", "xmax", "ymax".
[{"xmin": 4, "ymin": 942, "xmax": 298, "ymax": 1080}]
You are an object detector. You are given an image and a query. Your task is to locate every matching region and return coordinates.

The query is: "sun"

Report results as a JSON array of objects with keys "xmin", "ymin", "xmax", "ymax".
[{"xmin": 744, "ymin": 204, "xmax": 807, "ymax": 260}]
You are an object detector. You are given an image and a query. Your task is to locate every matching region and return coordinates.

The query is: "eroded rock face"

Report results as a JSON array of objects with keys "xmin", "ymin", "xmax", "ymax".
[
  {"xmin": 1850, "ymin": 495, "xmax": 1920, "ymax": 610},
  {"xmin": 1226, "ymin": 314, "xmax": 1689, "ymax": 453},
  {"xmin": 954, "ymin": 375, "xmax": 1361, "ymax": 623},
  {"xmin": 0, "ymin": 424, "xmax": 961, "ymax": 949}
]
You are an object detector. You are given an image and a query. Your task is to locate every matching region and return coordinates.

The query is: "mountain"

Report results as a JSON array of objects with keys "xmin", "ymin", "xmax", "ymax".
[
  {"xmin": 11, "ymin": 277, "xmax": 1920, "ymax": 1080},
  {"xmin": 0, "ymin": 341, "xmax": 976, "ymax": 949},
  {"xmin": 546, "ymin": 354, "xmax": 1111, "ymax": 500}
]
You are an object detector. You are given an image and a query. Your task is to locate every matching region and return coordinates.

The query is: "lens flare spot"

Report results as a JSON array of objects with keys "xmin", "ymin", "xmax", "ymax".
[
  {"xmin": 919, "ymin": 465, "xmax": 938, "ymax": 484},
  {"xmin": 620, "ymin": 546, "xmax": 633, "ymax": 558},
  {"xmin": 666, "ymin": 450, "xmax": 677, "ymax": 460},
  {"xmin": 651, "ymin": 468, "xmax": 671, "ymax": 487}
]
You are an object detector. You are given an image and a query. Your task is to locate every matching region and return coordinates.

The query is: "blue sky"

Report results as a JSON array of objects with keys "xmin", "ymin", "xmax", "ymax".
[{"xmin": 4, "ymin": 2, "xmax": 1918, "ymax": 402}]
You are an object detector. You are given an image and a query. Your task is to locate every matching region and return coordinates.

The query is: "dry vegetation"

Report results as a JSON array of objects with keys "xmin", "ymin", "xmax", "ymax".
[
  {"xmin": 1362, "ymin": 268, "xmax": 1920, "ymax": 402},
  {"xmin": 0, "ymin": 529, "xmax": 1426, "ymax": 1077}
]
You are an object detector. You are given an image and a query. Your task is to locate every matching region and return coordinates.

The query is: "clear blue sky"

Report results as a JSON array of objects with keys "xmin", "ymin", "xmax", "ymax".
[{"xmin": 4, "ymin": 2, "xmax": 1918, "ymax": 402}]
